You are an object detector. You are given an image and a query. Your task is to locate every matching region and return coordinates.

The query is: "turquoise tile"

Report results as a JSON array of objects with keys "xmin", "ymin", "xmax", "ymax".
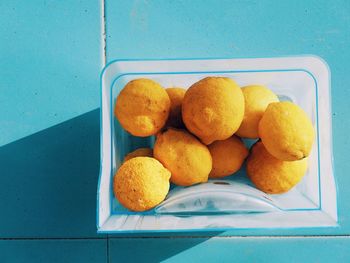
[
  {"xmin": 109, "ymin": 237, "xmax": 350, "ymax": 262},
  {"xmin": 0, "ymin": 239, "xmax": 107, "ymax": 263},
  {"xmin": 105, "ymin": 0, "xmax": 350, "ymax": 235},
  {"xmin": 0, "ymin": 0, "xmax": 103, "ymax": 147},
  {"xmin": 0, "ymin": 109, "xmax": 101, "ymax": 238},
  {"xmin": 0, "ymin": 1, "xmax": 103, "ymax": 237}
]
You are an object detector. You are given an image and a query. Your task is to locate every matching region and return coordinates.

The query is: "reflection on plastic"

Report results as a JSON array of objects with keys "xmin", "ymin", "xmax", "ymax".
[{"xmin": 156, "ymin": 180, "xmax": 281, "ymax": 215}]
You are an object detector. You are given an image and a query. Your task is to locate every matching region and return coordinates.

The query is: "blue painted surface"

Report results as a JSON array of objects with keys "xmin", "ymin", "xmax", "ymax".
[
  {"xmin": 0, "ymin": 0, "xmax": 103, "ymax": 238},
  {"xmin": 0, "ymin": 0, "xmax": 103, "ymax": 147},
  {"xmin": 1, "ymin": 0, "xmax": 350, "ymax": 262},
  {"xmin": 0, "ymin": 240, "xmax": 107, "ymax": 263},
  {"xmin": 0, "ymin": 109, "xmax": 101, "ymax": 238},
  {"xmin": 109, "ymin": 237, "xmax": 350, "ymax": 263}
]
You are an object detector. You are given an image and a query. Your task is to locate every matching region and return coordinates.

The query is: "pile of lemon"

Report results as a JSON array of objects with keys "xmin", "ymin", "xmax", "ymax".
[{"xmin": 113, "ymin": 77, "xmax": 314, "ymax": 212}]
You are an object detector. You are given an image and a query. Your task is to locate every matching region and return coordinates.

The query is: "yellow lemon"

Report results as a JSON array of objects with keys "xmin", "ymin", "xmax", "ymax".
[
  {"xmin": 165, "ymin": 87, "xmax": 186, "ymax": 128},
  {"xmin": 154, "ymin": 128, "xmax": 212, "ymax": 186},
  {"xmin": 115, "ymin": 78, "xmax": 170, "ymax": 137},
  {"xmin": 123, "ymin": 148, "xmax": 153, "ymax": 162},
  {"xmin": 208, "ymin": 135, "xmax": 248, "ymax": 178},
  {"xmin": 258, "ymin": 101, "xmax": 315, "ymax": 161},
  {"xmin": 182, "ymin": 77, "xmax": 244, "ymax": 145},
  {"xmin": 246, "ymin": 141, "xmax": 308, "ymax": 194},
  {"xmin": 236, "ymin": 85, "xmax": 279, "ymax": 138},
  {"xmin": 113, "ymin": 157, "xmax": 170, "ymax": 211}
]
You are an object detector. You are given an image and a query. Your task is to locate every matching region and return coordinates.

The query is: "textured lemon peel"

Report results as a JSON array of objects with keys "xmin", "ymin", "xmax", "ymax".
[
  {"xmin": 236, "ymin": 85, "xmax": 279, "ymax": 139},
  {"xmin": 165, "ymin": 87, "xmax": 186, "ymax": 128},
  {"xmin": 258, "ymin": 101, "xmax": 315, "ymax": 161},
  {"xmin": 208, "ymin": 135, "xmax": 249, "ymax": 178},
  {"xmin": 182, "ymin": 77, "xmax": 244, "ymax": 145},
  {"xmin": 113, "ymin": 157, "xmax": 170, "ymax": 212},
  {"xmin": 247, "ymin": 142, "xmax": 308, "ymax": 194},
  {"xmin": 154, "ymin": 128, "xmax": 212, "ymax": 186},
  {"xmin": 115, "ymin": 78, "xmax": 170, "ymax": 137}
]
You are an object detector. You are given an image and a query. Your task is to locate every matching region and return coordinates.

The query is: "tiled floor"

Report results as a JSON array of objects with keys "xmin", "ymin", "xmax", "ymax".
[
  {"xmin": 1, "ymin": 0, "xmax": 350, "ymax": 262},
  {"xmin": 0, "ymin": 239, "xmax": 107, "ymax": 263},
  {"xmin": 108, "ymin": 237, "xmax": 350, "ymax": 263}
]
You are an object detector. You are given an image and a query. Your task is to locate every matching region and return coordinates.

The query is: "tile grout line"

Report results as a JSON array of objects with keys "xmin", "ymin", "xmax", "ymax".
[
  {"xmin": 101, "ymin": 0, "xmax": 109, "ymax": 261},
  {"xmin": 101, "ymin": 0, "xmax": 107, "ymax": 66},
  {"xmin": 0, "ymin": 237, "xmax": 104, "ymax": 240},
  {"xmin": 1, "ymin": 235, "xmax": 350, "ymax": 241},
  {"xmin": 106, "ymin": 235, "xmax": 350, "ymax": 239}
]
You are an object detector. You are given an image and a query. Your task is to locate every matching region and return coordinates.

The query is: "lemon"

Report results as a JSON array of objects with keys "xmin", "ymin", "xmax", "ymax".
[
  {"xmin": 113, "ymin": 157, "xmax": 170, "ymax": 211},
  {"xmin": 123, "ymin": 148, "xmax": 153, "ymax": 162},
  {"xmin": 182, "ymin": 77, "xmax": 244, "ymax": 144},
  {"xmin": 246, "ymin": 141, "xmax": 308, "ymax": 194},
  {"xmin": 208, "ymin": 135, "xmax": 248, "ymax": 178},
  {"xmin": 165, "ymin": 87, "xmax": 186, "ymax": 128},
  {"xmin": 115, "ymin": 78, "xmax": 170, "ymax": 137},
  {"xmin": 259, "ymin": 101, "xmax": 315, "ymax": 161},
  {"xmin": 154, "ymin": 128, "xmax": 212, "ymax": 186},
  {"xmin": 236, "ymin": 85, "xmax": 279, "ymax": 138}
]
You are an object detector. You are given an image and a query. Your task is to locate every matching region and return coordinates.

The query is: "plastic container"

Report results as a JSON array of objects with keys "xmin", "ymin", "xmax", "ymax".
[{"xmin": 97, "ymin": 56, "xmax": 337, "ymax": 233}]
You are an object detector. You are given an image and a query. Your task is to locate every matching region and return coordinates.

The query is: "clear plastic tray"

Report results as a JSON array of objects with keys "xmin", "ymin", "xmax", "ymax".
[{"xmin": 97, "ymin": 56, "xmax": 337, "ymax": 233}]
